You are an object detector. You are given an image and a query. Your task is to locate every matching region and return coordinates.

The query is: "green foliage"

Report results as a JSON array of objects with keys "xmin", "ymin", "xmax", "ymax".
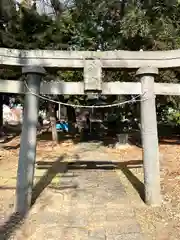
[
  {"xmin": 162, "ymin": 107, "xmax": 180, "ymax": 126},
  {"xmin": 1, "ymin": 0, "xmax": 180, "ymax": 123}
]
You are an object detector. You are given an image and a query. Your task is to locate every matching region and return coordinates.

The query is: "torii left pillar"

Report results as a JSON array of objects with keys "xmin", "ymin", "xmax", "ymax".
[{"xmin": 16, "ymin": 66, "xmax": 46, "ymax": 215}]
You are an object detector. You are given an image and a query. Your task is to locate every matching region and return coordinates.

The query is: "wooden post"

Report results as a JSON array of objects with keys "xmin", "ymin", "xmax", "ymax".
[
  {"xmin": 16, "ymin": 66, "xmax": 46, "ymax": 214},
  {"xmin": 48, "ymin": 102, "xmax": 58, "ymax": 143},
  {"xmin": 0, "ymin": 94, "xmax": 3, "ymax": 132},
  {"xmin": 58, "ymin": 103, "xmax": 61, "ymax": 120},
  {"xmin": 136, "ymin": 67, "xmax": 161, "ymax": 206}
]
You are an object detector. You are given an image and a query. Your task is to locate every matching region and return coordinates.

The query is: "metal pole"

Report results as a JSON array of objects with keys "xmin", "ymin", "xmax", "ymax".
[
  {"xmin": 16, "ymin": 66, "xmax": 45, "ymax": 214},
  {"xmin": 136, "ymin": 67, "xmax": 161, "ymax": 206}
]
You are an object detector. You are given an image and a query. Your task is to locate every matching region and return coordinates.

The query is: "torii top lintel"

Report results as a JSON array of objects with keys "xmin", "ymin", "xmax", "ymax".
[{"xmin": 0, "ymin": 48, "xmax": 180, "ymax": 69}]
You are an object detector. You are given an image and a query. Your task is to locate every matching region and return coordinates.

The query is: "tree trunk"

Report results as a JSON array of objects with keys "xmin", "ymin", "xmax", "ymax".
[
  {"xmin": 0, "ymin": 95, "xmax": 3, "ymax": 128},
  {"xmin": 67, "ymin": 106, "xmax": 76, "ymax": 135},
  {"xmin": 48, "ymin": 103, "xmax": 58, "ymax": 143},
  {"xmin": 0, "ymin": 94, "xmax": 5, "ymax": 138}
]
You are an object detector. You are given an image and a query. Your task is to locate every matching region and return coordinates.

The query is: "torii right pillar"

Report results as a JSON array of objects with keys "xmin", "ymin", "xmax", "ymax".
[{"xmin": 136, "ymin": 67, "xmax": 162, "ymax": 206}]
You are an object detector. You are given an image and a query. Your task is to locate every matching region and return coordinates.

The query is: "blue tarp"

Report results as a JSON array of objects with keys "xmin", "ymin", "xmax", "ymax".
[{"xmin": 56, "ymin": 122, "xmax": 69, "ymax": 131}]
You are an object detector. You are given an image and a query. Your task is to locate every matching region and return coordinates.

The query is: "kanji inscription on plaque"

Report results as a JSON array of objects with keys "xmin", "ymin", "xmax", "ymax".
[{"xmin": 84, "ymin": 59, "xmax": 102, "ymax": 91}]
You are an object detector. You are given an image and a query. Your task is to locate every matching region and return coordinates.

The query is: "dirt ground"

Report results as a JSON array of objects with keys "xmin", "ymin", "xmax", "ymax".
[{"xmin": 0, "ymin": 133, "xmax": 180, "ymax": 240}]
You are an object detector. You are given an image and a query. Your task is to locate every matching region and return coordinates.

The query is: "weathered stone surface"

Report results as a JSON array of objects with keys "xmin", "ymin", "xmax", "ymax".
[
  {"xmin": 88, "ymin": 209, "xmax": 106, "ymax": 227},
  {"xmin": 88, "ymin": 227, "xmax": 106, "ymax": 240},
  {"xmin": 30, "ymin": 211, "xmax": 70, "ymax": 225},
  {"xmin": 31, "ymin": 227, "xmax": 89, "ymax": 240},
  {"xmin": 106, "ymin": 208, "xmax": 135, "ymax": 221},
  {"xmin": 105, "ymin": 219, "xmax": 141, "ymax": 235},
  {"xmin": 106, "ymin": 233, "xmax": 144, "ymax": 240}
]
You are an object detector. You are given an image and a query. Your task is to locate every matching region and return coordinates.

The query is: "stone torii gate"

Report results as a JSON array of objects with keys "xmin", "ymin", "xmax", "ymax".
[{"xmin": 1, "ymin": 48, "xmax": 180, "ymax": 214}]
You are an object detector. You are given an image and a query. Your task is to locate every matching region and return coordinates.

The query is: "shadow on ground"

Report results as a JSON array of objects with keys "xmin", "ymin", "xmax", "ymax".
[
  {"xmin": 0, "ymin": 156, "xmax": 144, "ymax": 239},
  {"xmin": 35, "ymin": 158, "xmax": 145, "ymax": 201},
  {"xmin": 37, "ymin": 127, "xmax": 180, "ymax": 147},
  {"xmin": 0, "ymin": 154, "xmax": 68, "ymax": 240},
  {"xmin": 1, "ymin": 158, "xmax": 146, "ymax": 240},
  {"xmin": 2, "ymin": 123, "xmax": 180, "ymax": 151},
  {"xmin": 0, "ymin": 132, "xmax": 20, "ymax": 150},
  {"xmin": 68, "ymin": 160, "xmax": 145, "ymax": 201}
]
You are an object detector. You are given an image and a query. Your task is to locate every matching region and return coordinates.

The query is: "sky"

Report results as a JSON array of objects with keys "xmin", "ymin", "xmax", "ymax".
[{"xmin": 15, "ymin": 0, "xmax": 69, "ymax": 15}]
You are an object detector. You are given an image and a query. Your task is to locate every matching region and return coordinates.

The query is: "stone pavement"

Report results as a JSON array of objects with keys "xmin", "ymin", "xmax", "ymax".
[{"xmin": 9, "ymin": 142, "xmax": 144, "ymax": 240}]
